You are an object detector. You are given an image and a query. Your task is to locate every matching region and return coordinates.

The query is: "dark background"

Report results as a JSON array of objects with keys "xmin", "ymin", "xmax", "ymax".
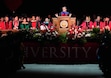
[{"xmin": 0, "ymin": 0, "xmax": 111, "ymax": 18}]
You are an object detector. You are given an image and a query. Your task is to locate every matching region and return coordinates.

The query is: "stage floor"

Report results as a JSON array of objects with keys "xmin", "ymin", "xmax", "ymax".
[{"xmin": 7, "ymin": 64, "xmax": 104, "ymax": 78}]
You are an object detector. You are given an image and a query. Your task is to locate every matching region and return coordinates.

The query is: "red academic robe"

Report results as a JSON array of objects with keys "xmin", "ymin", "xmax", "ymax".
[
  {"xmin": 80, "ymin": 21, "xmax": 94, "ymax": 31},
  {"xmin": 93, "ymin": 21, "xmax": 104, "ymax": 29},
  {"xmin": 0, "ymin": 21, "xmax": 5, "ymax": 30},
  {"xmin": 102, "ymin": 21, "xmax": 111, "ymax": 31},
  {"xmin": 5, "ymin": 21, "xmax": 12, "ymax": 30}
]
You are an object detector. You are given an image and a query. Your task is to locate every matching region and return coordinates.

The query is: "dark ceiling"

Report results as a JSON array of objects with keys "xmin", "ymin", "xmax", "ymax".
[{"xmin": 0, "ymin": 0, "xmax": 111, "ymax": 18}]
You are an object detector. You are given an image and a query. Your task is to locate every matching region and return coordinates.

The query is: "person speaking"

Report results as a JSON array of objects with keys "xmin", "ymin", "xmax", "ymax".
[{"xmin": 55, "ymin": 6, "xmax": 72, "ymax": 17}]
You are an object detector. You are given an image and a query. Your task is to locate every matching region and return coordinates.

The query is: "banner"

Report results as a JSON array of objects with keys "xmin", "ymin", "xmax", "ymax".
[{"xmin": 23, "ymin": 42, "xmax": 99, "ymax": 64}]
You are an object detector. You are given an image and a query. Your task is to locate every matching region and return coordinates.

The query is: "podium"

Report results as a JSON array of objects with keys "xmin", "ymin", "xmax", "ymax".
[{"xmin": 52, "ymin": 16, "xmax": 76, "ymax": 34}]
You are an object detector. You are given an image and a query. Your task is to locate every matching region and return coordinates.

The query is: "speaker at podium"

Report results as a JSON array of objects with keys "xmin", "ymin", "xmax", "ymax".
[{"xmin": 52, "ymin": 16, "xmax": 76, "ymax": 34}]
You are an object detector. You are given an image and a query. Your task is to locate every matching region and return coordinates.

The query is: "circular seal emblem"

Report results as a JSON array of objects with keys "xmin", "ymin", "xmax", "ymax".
[{"xmin": 60, "ymin": 20, "xmax": 68, "ymax": 28}]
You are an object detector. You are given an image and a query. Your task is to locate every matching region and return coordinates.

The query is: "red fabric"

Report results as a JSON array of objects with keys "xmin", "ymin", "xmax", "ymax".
[
  {"xmin": 31, "ymin": 22, "xmax": 36, "ymax": 28},
  {"xmin": 93, "ymin": 21, "xmax": 103, "ymax": 29},
  {"xmin": 5, "ymin": 21, "xmax": 12, "ymax": 29},
  {"xmin": 0, "ymin": 22, "xmax": 5, "ymax": 30},
  {"xmin": 4, "ymin": 0, "xmax": 23, "ymax": 11},
  {"xmin": 102, "ymin": 21, "xmax": 111, "ymax": 30},
  {"xmin": 80, "ymin": 21, "xmax": 94, "ymax": 30}
]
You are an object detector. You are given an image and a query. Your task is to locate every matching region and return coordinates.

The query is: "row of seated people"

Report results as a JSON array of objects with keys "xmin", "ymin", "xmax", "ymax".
[
  {"xmin": 68, "ymin": 15, "xmax": 111, "ymax": 35},
  {"xmin": 0, "ymin": 15, "xmax": 54, "ymax": 32},
  {"xmin": 0, "ymin": 15, "xmax": 111, "ymax": 33}
]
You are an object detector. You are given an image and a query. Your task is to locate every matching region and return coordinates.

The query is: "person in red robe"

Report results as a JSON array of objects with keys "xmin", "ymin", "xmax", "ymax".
[
  {"xmin": 4, "ymin": 16, "xmax": 12, "ymax": 30},
  {"xmin": 0, "ymin": 17, "xmax": 5, "ymax": 30},
  {"xmin": 80, "ymin": 15, "xmax": 94, "ymax": 31},
  {"xmin": 93, "ymin": 15, "xmax": 104, "ymax": 31},
  {"xmin": 102, "ymin": 16, "xmax": 111, "ymax": 31}
]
